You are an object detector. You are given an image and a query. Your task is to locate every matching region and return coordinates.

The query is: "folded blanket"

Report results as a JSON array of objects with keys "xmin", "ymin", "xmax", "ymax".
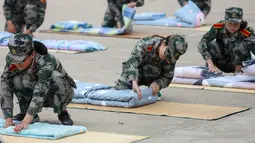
[
  {"xmin": 172, "ymin": 66, "xmax": 255, "ymax": 90},
  {"xmin": 224, "ymin": 81, "xmax": 255, "ymax": 89},
  {"xmin": 0, "ymin": 118, "xmax": 87, "ymax": 140},
  {"xmin": 174, "ymin": 66, "xmax": 222, "ymax": 79},
  {"xmin": 50, "ymin": 20, "xmax": 93, "ymax": 30},
  {"xmin": 134, "ymin": 12, "xmax": 166, "ymax": 21},
  {"xmin": 172, "ymin": 77, "xmax": 202, "ymax": 85},
  {"xmin": 242, "ymin": 59, "xmax": 255, "ymax": 76},
  {"xmin": 0, "ymin": 31, "xmax": 13, "ymax": 46},
  {"xmin": 203, "ymin": 75, "xmax": 255, "ymax": 87},
  {"xmin": 49, "ymin": 4, "xmax": 135, "ymax": 35},
  {"xmin": 34, "ymin": 39, "xmax": 106, "ymax": 51},
  {"xmin": 172, "ymin": 76, "xmax": 255, "ymax": 89},
  {"xmin": 0, "ymin": 31, "xmax": 106, "ymax": 52},
  {"xmin": 134, "ymin": 1, "xmax": 205, "ymax": 28},
  {"xmin": 72, "ymin": 80, "xmax": 158, "ymax": 108}
]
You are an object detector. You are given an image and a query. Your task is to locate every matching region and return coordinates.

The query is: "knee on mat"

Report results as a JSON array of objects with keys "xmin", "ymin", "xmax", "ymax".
[
  {"xmin": 24, "ymin": 4, "xmax": 38, "ymax": 25},
  {"xmin": 114, "ymin": 81, "xmax": 132, "ymax": 90},
  {"xmin": 215, "ymin": 62, "xmax": 235, "ymax": 73}
]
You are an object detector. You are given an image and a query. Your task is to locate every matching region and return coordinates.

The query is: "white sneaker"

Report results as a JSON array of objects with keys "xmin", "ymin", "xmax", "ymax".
[{"xmin": 157, "ymin": 96, "xmax": 161, "ymax": 101}]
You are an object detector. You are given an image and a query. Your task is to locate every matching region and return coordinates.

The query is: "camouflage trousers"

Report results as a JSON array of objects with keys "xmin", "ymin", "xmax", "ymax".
[
  {"xmin": 206, "ymin": 40, "xmax": 251, "ymax": 73},
  {"xmin": 101, "ymin": 6, "xmax": 125, "ymax": 28},
  {"xmin": 4, "ymin": 4, "xmax": 38, "ymax": 33},
  {"xmin": 114, "ymin": 75, "xmax": 134, "ymax": 90},
  {"xmin": 13, "ymin": 71, "xmax": 74, "ymax": 115}
]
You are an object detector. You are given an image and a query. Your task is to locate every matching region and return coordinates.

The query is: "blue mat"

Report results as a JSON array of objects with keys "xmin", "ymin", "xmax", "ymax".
[
  {"xmin": 72, "ymin": 80, "xmax": 158, "ymax": 108},
  {"xmin": 0, "ymin": 118, "xmax": 87, "ymax": 140},
  {"xmin": 48, "ymin": 4, "xmax": 135, "ymax": 35},
  {"xmin": 134, "ymin": 1, "xmax": 205, "ymax": 28},
  {"xmin": 0, "ymin": 31, "xmax": 106, "ymax": 52}
]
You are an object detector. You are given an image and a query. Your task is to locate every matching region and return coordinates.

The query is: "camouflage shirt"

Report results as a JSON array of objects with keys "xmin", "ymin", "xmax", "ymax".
[
  {"xmin": 3, "ymin": 0, "xmax": 47, "ymax": 32},
  {"xmin": 122, "ymin": 36, "xmax": 176, "ymax": 90},
  {"xmin": 178, "ymin": 0, "xmax": 211, "ymax": 17},
  {"xmin": 0, "ymin": 52, "xmax": 76, "ymax": 119},
  {"xmin": 107, "ymin": 0, "xmax": 144, "ymax": 22},
  {"xmin": 197, "ymin": 21, "xmax": 254, "ymax": 60}
]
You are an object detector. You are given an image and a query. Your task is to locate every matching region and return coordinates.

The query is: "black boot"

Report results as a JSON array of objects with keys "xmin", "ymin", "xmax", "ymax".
[
  {"xmin": 58, "ymin": 110, "xmax": 73, "ymax": 126},
  {"xmin": 12, "ymin": 113, "xmax": 40, "ymax": 123}
]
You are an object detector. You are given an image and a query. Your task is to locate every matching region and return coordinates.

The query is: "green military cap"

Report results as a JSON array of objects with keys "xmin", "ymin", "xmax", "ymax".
[
  {"xmin": 8, "ymin": 33, "xmax": 34, "ymax": 64},
  {"xmin": 225, "ymin": 7, "xmax": 243, "ymax": 23},
  {"xmin": 164, "ymin": 35, "xmax": 188, "ymax": 64}
]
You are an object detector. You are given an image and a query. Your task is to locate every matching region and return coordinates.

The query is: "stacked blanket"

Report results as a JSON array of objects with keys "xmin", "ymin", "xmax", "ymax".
[
  {"xmin": 172, "ymin": 65, "xmax": 255, "ymax": 90},
  {"xmin": 72, "ymin": 80, "xmax": 158, "ymax": 108},
  {"xmin": 0, "ymin": 31, "xmax": 106, "ymax": 52},
  {"xmin": 174, "ymin": 66, "xmax": 222, "ymax": 79},
  {"xmin": 242, "ymin": 59, "xmax": 255, "ymax": 76},
  {"xmin": 0, "ymin": 118, "xmax": 86, "ymax": 140},
  {"xmin": 50, "ymin": 5, "xmax": 135, "ymax": 35},
  {"xmin": 133, "ymin": 1, "xmax": 205, "ymax": 28},
  {"xmin": 0, "ymin": 31, "xmax": 13, "ymax": 46}
]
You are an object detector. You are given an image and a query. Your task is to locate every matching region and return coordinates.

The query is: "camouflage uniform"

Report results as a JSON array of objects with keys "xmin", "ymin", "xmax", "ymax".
[
  {"xmin": 114, "ymin": 35, "xmax": 188, "ymax": 90},
  {"xmin": 0, "ymin": 34, "xmax": 76, "ymax": 125},
  {"xmin": 178, "ymin": 0, "xmax": 211, "ymax": 17},
  {"xmin": 3, "ymin": 0, "xmax": 47, "ymax": 33},
  {"xmin": 102, "ymin": 0, "xmax": 144, "ymax": 28},
  {"xmin": 197, "ymin": 7, "xmax": 255, "ymax": 73}
]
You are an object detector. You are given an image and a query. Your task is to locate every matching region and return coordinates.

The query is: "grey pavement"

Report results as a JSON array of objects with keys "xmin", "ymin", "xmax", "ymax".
[{"xmin": 0, "ymin": 0, "xmax": 255, "ymax": 143}]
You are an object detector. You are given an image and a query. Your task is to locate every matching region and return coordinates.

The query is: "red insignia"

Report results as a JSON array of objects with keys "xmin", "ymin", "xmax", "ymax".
[
  {"xmin": 213, "ymin": 23, "xmax": 224, "ymax": 29},
  {"xmin": 240, "ymin": 29, "xmax": 251, "ymax": 37},
  {"xmin": 9, "ymin": 64, "xmax": 17, "ymax": 72},
  {"xmin": 147, "ymin": 46, "xmax": 153, "ymax": 51}
]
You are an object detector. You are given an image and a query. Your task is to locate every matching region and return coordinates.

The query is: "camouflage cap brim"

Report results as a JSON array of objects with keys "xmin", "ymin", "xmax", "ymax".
[
  {"xmin": 164, "ymin": 45, "xmax": 178, "ymax": 64},
  {"xmin": 226, "ymin": 18, "xmax": 242, "ymax": 23},
  {"xmin": 10, "ymin": 54, "xmax": 27, "ymax": 64}
]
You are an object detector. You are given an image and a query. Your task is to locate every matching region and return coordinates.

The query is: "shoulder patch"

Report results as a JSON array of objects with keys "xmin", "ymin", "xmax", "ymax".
[
  {"xmin": 147, "ymin": 45, "xmax": 153, "ymax": 51},
  {"xmin": 213, "ymin": 23, "xmax": 224, "ymax": 29},
  {"xmin": 9, "ymin": 64, "xmax": 17, "ymax": 72},
  {"xmin": 41, "ymin": 0, "xmax": 46, "ymax": 3},
  {"xmin": 240, "ymin": 29, "xmax": 251, "ymax": 37}
]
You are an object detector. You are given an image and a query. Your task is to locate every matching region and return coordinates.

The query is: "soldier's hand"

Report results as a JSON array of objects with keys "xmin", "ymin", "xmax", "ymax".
[
  {"xmin": 7, "ymin": 20, "xmax": 16, "ymax": 33},
  {"xmin": 207, "ymin": 59, "xmax": 221, "ymax": 73},
  {"xmin": 150, "ymin": 82, "xmax": 160, "ymax": 96},
  {"xmin": 132, "ymin": 80, "xmax": 142, "ymax": 100},
  {"xmin": 208, "ymin": 63, "xmax": 221, "ymax": 73},
  {"xmin": 127, "ymin": 2, "xmax": 136, "ymax": 8},
  {"xmin": 4, "ymin": 118, "xmax": 14, "ymax": 128},
  {"xmin": 14, "ymin": 122, "xmax": 28, "ymax": 133}
]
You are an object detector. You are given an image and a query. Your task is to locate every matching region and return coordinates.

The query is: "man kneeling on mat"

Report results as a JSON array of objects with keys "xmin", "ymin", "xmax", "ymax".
[
  {"xmin": 197, "ymin": 7, "xmax": 255, "ymax": 75},
  {"xmin": 0, "ymin": 34, "xmax": 77, "ymax": 132},
  {"xmin": 114, "ymin": 35, "xmax": 188, "ymax": 100}
]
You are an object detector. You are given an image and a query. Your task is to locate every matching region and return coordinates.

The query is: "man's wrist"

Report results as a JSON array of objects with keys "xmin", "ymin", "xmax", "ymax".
[{"xmin": 7, "ymin": 20, "xmax": 12, "ymax": 24}]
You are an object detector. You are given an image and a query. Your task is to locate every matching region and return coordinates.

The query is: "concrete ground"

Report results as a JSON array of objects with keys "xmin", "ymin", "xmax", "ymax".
[{"xmin": 0, "ymin": 0, "xmax": 255, "ymax": 142}]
